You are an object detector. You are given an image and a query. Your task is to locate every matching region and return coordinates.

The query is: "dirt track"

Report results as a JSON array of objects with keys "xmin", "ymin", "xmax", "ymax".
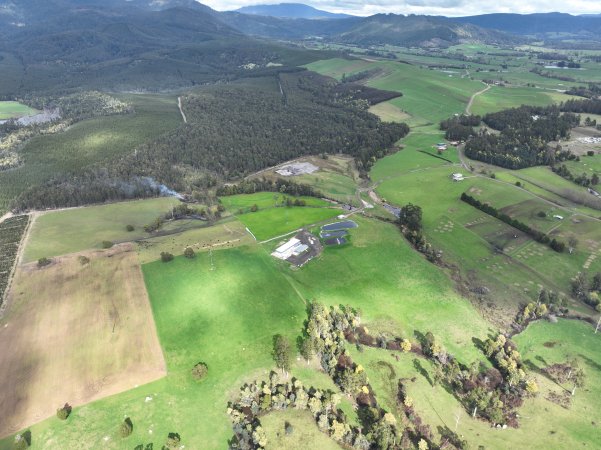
[{"xmin": 0, "ymin": 244, "xmax": 166, "ymax": 438}]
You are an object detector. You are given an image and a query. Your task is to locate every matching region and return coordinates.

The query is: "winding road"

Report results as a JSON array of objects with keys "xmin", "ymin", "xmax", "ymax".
[
  {"xmin": 178, "ymin": 96, "xmax": 187, "ymax": 124},
  {"xmin": 465, "ymin": 82, "xmax": 490, "ymax": 115}
]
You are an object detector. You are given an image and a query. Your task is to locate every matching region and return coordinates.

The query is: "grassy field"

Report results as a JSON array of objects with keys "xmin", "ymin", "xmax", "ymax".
[
  {"xmin": 220, "ymin": 192, "xmax": 330, "ymax": 211},
  {"xmin": 372, "ymin": 161, "xmax": 598, "ymax": 315},
  {"xmin": 368, "ymin": 101, "xmax": 411, "ymax": 123},
  {"xmin": 262, "ymin": 410, "xmax": 343, "ymax": 450},
  {"xmin": 469, "ymin": 86, "xmax": 571, "ymax": 116},
  {"xmin": 136, "ymin": 217, "xmax": 254, "ymax": 264},
  {"xmin": 0, "ymin": 94, "xmax": 181, "ymax": 214},
  {"xmin": 24, "ymin": 197, "xmax": 181, "ymax": 262},
  {"xmin": 0, "ymin": 101, "xmax": 37, "ymax": 119},
  {"xmin": 0, "ymin": 245, "xmax": 165, "ymax": 440},
  {"xmin": 221, "ymin": 192, "xmax": 340, "ymax": 241},
  {"xmin": 306, "ymin": 58, "xmax": 484, "ymax": 127},
  {"xmin": 0, "ymin": 214, "xmax": 492, "ymax": 449}
]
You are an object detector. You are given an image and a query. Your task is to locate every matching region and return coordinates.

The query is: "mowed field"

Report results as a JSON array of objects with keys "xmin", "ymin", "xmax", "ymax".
[
  {"xmin": 0, "ymin": 245, "xmax": 166, "ymax": 439},
  {"xmin": 0, "ymin": 101, "xmax": 37, "ymax": 119}
]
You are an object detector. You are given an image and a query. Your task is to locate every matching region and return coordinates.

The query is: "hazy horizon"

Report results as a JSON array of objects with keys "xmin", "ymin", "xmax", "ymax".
[{"xmin": 207, "ymin": 0, "xmax": 600, "ymax": 18}]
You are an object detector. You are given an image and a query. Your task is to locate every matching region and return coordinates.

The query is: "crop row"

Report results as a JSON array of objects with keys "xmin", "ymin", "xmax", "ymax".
[{"xmin": 0, "ymin": 215, "xmax": 29, "ymax": 305}]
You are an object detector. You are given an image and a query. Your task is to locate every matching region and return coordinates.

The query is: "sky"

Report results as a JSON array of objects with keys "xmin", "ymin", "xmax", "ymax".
[{"xmin": 203, "ymin": 0, "xmax": 601, "ymax": 17}]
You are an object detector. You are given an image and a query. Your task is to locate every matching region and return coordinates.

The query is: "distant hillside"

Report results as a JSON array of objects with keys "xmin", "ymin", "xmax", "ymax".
[
  {"xmin": 335, "ymin": 14, "xmax": 517, "ymax": 48},
  {"xmin": 220, "ymin": 11, "xmax": 359, "ymax": 39},
  {"xmin": 0, "ymin": 0, "xmax": 331, "ymax": 94},
  {"xmin": 235, "ymin": 3, "xmax": 353, "ymax": 20},
  {"xmin": 455, "ymin": 12, "xmax": 601, "ymax": 37},
  {"xmin": 220, "ymin": 11, "xmax": 517, "ymax": 46}
]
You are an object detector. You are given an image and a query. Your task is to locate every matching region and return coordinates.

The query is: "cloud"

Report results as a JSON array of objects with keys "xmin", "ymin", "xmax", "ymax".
[{"xmin": 203, "ymin": 0, "xmax": 601, "ymax": 17}]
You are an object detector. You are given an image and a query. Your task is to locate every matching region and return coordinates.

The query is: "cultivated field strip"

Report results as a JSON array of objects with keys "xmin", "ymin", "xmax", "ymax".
[{"xmin": 0, "ymin": 215, "xmax": 29, "ymax": 308}]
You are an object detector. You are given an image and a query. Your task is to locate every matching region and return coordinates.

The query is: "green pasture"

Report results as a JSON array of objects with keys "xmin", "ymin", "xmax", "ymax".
[
  {"xmin": 1, "ymin": 215, "xmax": 492, "ymax": 449},
  {"xmin": 220, "ymin": 192, "xmax": 329, "ymax": 211},
  {"xmin": 470, "ymin": 86, "xmax": 571, "ymax": 116},
  {"xmin": 23, "ymin": 197, "xmax": 181, "ymax": 262},
  {"xmin": 136, "ymin": 217, "xmax": 254, "ymax": 264},
  {"xmin": 282, "ymin": 216, "xmax": 491, "ymax": 362},
  {"xmin": 237, "ymin": 207, "xmax": 339, "ymax": 241},
  {"xmin": 307, "ymin": 58, "xmax": 484, "ymax": 126},
  {"xmin": 0, "ymin": 101, "xmax": 37, "ymax": 119},
  {"xmin": 374, "ymin": 168, "xmax": 584, "ymax": 308},
  {"xmin": 0, "ymin": 93, "xmax": 181, "ymax": 214},
  {"xmin": 222, "ymin": 192, "xmax": 339, "ymax": 241},
  {"xmin": 295, "ymin": 171, "xmax": 357, "ymax": 203},
  {"xmin": 303, "ymin": 58, "xmax": 373, "ymax": 81},
  {"xmin": 563, "ymin": 152, "xmax": 601, "ymax": 175},
  {"xmin": 370, "ymin": 132, "xmax": 459, "ymax": 181}
]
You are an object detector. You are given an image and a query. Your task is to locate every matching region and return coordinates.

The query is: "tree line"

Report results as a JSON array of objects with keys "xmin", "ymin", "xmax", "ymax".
[
  {"xmin": 460, "ymin": 192, "xmax": 566, "ymax": 252},
  {"xmin": 439, "ymin": 114, "xmax": 481, "ymax": 141}
]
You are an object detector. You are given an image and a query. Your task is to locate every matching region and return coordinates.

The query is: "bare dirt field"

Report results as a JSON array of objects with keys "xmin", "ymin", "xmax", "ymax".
[{"xmin": 0, "ymin": 244, "xmax": 166, "ymax": 438}]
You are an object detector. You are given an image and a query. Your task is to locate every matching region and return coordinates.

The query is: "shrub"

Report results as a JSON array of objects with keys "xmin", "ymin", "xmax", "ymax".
[
  {"xmin": 184, "ymin": 247, "xmax": 195, "ymax": 259},
  {"xmin": 587, "ymin": 150, "xmax": 595, "ymax": 156},
  {"xmin": 12, "ymin": 431, "xmax": 31, "ymax": 450},
  {"xmin": 126, "ymin": 224, "xmax": 135, "ymax": 232},
  {"xmin": 250, "ymin": 203, "xmax": 258, "ymax": 212},
  {"xmin": 120, "ymin": 417, "xmax": 133, "ymax": 438},
  {"xmin": 284, "ymin": 421, "xmax": 294, "ymax": 435},
  {"xmin": 56, "ymin": 403, "xmax": 71, "ymax": 420},
  {"xmin": 191, "ymin": 362, "xmax": 208, "ymax": 380},
  {"xmin": 160, "ymin": 252, "xmax": 174, "ymax": 262},
  {"xmin": 537, "ymin": 211, "xmax": 547, "ymax": 218},
  {"xmin": 77, "ymin": 255, "xmax": 90, "ymax": 265},
  {"xmin": 37, "ymin": 257, "xmax": 51, "ymax": 268},
  {"xmin": 515, "ymin": 181, "xmax": 522, "ymax": 187},
  {"xmin": 164, "ymin": 432, "xmax": 181, "ymax": 449},
  {"xmin": 101, "ymin": 241, "xmax": 113, "ymax": 249}
]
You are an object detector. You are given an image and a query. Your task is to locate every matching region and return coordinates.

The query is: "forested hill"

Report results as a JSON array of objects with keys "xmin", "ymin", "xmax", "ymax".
[
  {"xmin": 455, "ymin": 12, "xmax": 601, "ymax": 37},
  {"xmin": 0, "ymin": 0, "xmax": 333, "ymax": 94},
  {"xmin": 335, "ymin": 14, "xmax": 518, "ymax": 47},
  {"xmin": 14, "ymin": 73, "xmax": 408, "ymax": 210}
]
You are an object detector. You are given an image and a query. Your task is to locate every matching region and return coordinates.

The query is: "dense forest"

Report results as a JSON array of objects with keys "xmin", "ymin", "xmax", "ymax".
[
  {"xmin": 464, "ymin": 105, "xmax": 579, "ymax": 169},
  {"xmin": 13, "ymin": 73, "xmax": 408, "ymax": 211},
  {"xmin": 560, "ymin": 98, "xmax": 601, "ymax": 115},
  {"xmin": 439, "ymin": 114, "xmax": 481, "ymax": 141},
  {"xmin": 564, "ymin": 84, "xmax": 601, "ymax": 99}
]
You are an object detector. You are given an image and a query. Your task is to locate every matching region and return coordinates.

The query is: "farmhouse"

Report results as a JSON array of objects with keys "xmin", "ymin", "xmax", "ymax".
[
  {"xmin": 452, "ymin": 173, "xmax": 464, "ymax": 181},
  {"xmin": 271, "ymin": 231, "xmax": 322, "ymax": 266},
  {"xmin": 272, "ymin": 238, "xmax": 305, "ymax": 260}
]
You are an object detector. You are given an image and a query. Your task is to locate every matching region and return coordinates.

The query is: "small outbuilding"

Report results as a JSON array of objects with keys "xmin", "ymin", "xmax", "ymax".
[{"xmin": 452, "ymin": 173, "xmax": 464, "ymax": 182}]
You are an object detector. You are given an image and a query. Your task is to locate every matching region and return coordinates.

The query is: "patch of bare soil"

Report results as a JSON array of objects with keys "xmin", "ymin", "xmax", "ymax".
[{"xmin": 0, "ymin": 244, "xmax": 166, "ymax": 437}]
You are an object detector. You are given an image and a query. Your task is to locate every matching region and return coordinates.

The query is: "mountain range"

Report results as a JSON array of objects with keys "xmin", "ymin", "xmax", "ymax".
[
  {"xmin": 2, "ymin": 1, "xmax": 601, "ymax": 95},
  {"xmin": 235, "ymin": 3, "xmax": 353, "ymax": 19}
]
